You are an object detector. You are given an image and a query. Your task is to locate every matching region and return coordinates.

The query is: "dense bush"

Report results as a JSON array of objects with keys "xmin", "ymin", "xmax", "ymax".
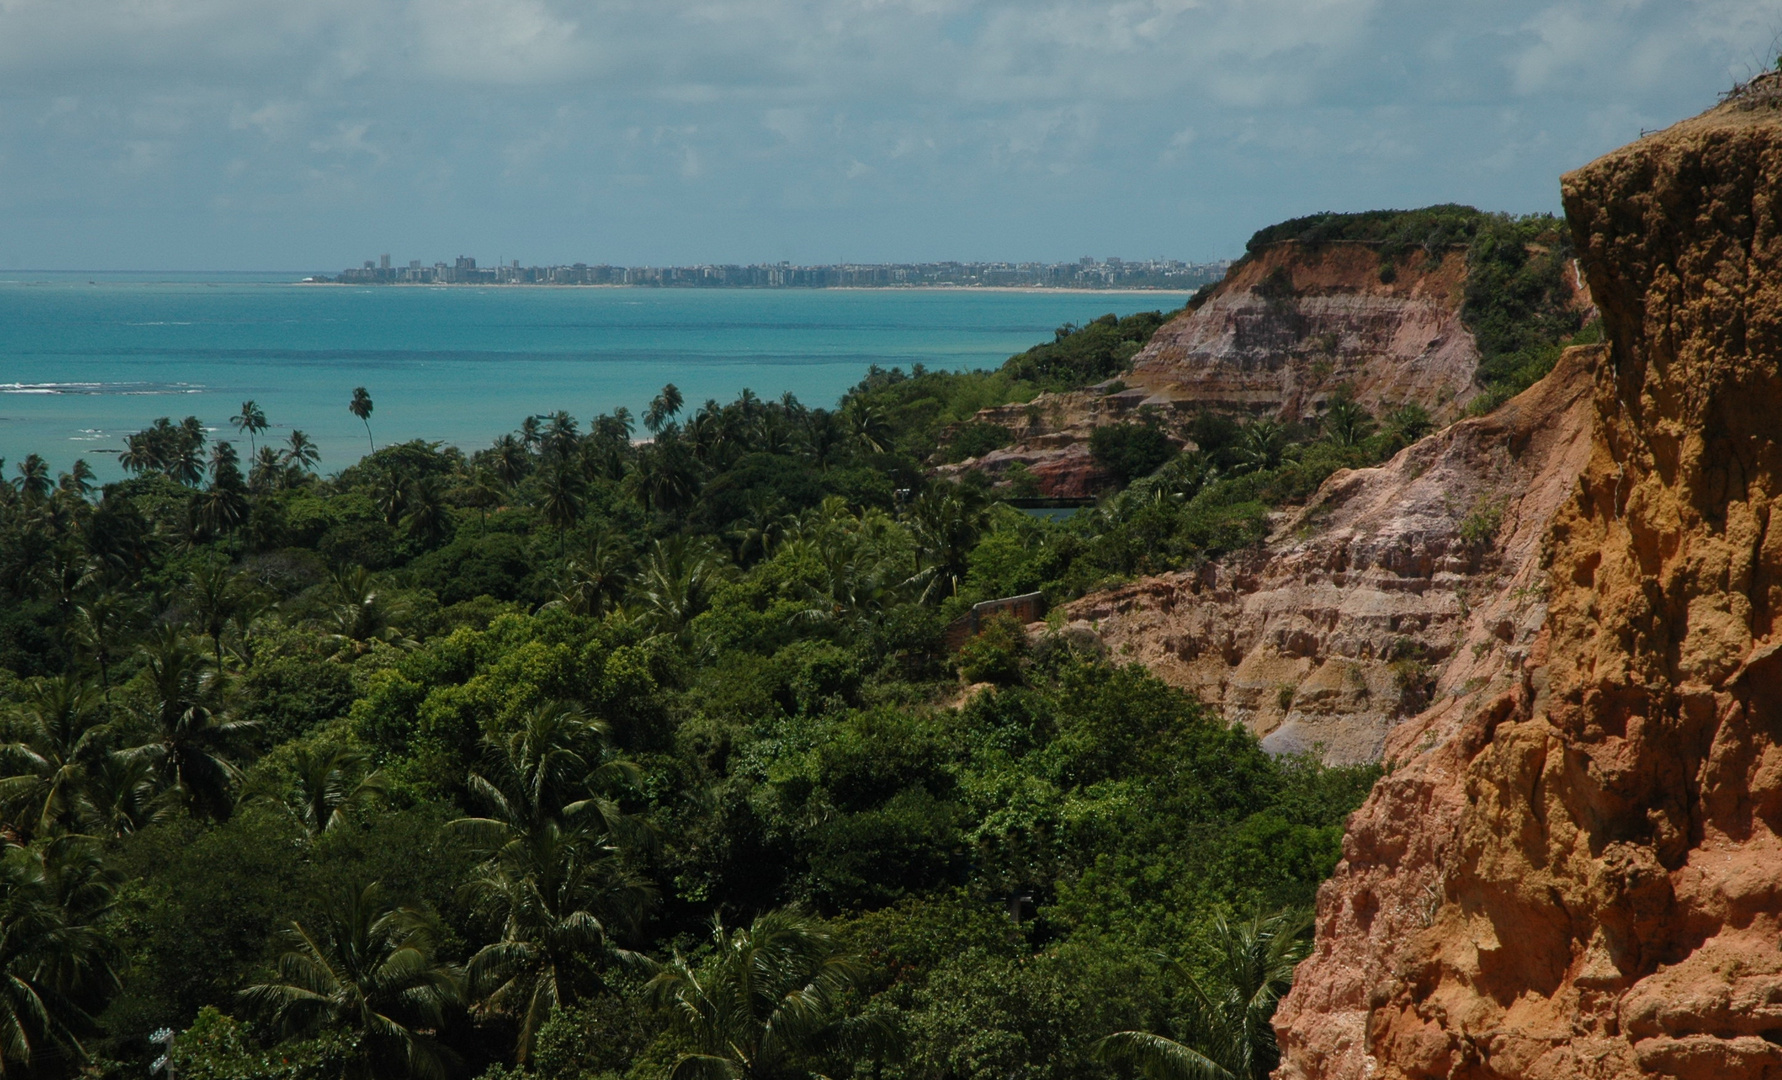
[
  {"xmin": 1088, "ymin": 422, "xmax": 1178, "ymax": 483},
  {"xmin": 1000, "ymin": 310, "xmax": 1173, "ymax": 391}
]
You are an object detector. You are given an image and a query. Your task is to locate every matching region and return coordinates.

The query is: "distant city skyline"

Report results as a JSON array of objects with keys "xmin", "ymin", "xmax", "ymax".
[
  {"xmin": 1, "ymin": 1, "xmax": 1778, "ymax": 270},
  {"xmin": 321, "ymin": 254, "xmax": 1231, "ymax": 289}
]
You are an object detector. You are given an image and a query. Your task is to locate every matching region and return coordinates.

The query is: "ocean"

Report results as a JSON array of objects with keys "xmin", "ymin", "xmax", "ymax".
[{"xmin": 0, "ymin": 272, "xmax": 1188, "ymax": 480}]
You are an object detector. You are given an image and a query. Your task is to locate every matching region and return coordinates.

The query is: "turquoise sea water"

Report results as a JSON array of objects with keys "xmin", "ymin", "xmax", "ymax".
[{"xmin": 0, "ymin": 273, "xmax": 1189, "ymax": 480}]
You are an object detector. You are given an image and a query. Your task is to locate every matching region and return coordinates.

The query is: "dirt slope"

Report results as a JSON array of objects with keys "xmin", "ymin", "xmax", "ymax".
[{"xmin": 1275, "ymin": 82, "xmax": 1782, "ymax": 1080}]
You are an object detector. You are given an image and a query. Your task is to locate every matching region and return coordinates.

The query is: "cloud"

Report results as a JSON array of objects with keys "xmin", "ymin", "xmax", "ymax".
[{"xmin": 0, "ymin": 0, "xmax": 1779, "ymax": 266}]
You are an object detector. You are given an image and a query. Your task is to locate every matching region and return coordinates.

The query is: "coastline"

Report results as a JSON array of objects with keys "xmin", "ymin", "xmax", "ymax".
[{"xmin": 294, "ymin": 281, "xmax": 1201, "ymax": 296}]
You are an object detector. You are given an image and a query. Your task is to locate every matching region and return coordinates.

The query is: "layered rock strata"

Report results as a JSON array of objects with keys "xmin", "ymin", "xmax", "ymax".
[
  {"xmin": 1062, "ymin": 346, "xmax": 1596, "ymax": 766},
  {"xmin": 1276, "ymin": 90, "xmax": 1782, "ymax": 1079},
  {"xmin": 1122, "ymin": 243, "xmax": 1480, "ymax": 423},
  {"xmin": 946, "ymin": 243, "xmax": 1486, "ymax": 497}
]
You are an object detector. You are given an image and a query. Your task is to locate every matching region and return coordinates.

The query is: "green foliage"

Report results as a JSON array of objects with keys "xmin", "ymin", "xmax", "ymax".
[
  {"xmin": 1458, "ymin": 496, "xmax": 1507, "ymax": 549},
  {"xmin": 170, "ymin": 1007, "xmax": 361, "ymax": 1080},
  {"xmin": 0, "ymin": 306, "xmax": 1402, "ymax": 1080},
  {"xmin": 1088, "ymin": 423, "xmax": 1178, "ymax": 484},
  {"xmin": 1245, "ymin": 204, "xmax": 1488, "ymax": 258},
  {"xmin": 956, "ymin": 614, "xmax": 1030, "ymax": 686},
  {"xmin": 944, "ymin": 422, "xmax": 1014, "ymax": 463},
  {"xmin": 1001, "ymin": 311, "xmax": 1173, "ymax": 391},
  {"xmin": 1096, "ymin": 909, "xmax": 1311, "ymax": 1080},
  {"xmin": 1462, "ymin": 214, "xmax": 1582, "ymax": 405}
]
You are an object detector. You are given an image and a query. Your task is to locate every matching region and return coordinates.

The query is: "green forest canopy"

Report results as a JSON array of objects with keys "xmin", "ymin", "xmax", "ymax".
[{"xmin": 0, "ymin": 355, "xmax": 1395, "ymax": 1080}]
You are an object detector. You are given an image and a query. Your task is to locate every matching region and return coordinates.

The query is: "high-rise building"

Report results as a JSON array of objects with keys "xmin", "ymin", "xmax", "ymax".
[{"xmin": 380, "ymin": 254, "xmax": 391, "ymax": 269}]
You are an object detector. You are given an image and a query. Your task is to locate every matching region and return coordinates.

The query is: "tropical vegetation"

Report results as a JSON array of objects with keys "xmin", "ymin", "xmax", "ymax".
[{"xmin": 3, "ymin": 271, "xmax": 1609, "ymax": 1079}]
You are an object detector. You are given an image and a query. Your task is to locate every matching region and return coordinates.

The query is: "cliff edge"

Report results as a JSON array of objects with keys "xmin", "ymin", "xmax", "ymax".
[{"xmin": 1275, "ymin": 80, "xmax": 1782, "ymax": 1080}]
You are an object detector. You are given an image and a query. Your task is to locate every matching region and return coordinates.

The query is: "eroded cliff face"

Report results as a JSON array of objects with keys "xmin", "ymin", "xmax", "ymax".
[
  {"xmin": 1275, "ymin": 88, "xmax": 1782, "ymax": 1080},
  {"xmin": 1123, "ymin": 243, "xmax": 1480, "ymax": 423},
  {"xmin": 946, "ymin": 243, "xmax": 1484, "ymax": 497},
  {"xmin": 1064, "ymin": 347, "xmax": 1595, "ymax": 765}
]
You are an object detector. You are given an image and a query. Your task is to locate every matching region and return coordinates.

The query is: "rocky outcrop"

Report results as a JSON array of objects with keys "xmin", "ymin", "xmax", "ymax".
[
  {"xmin": 1123, "ymin": 243, "xmax": 1481, "ymax": 423},
  {"xmin": 1062, "ymin": 345, "xmax": 1596, "ymax": 765},
  {"xmin": 1276, "ymin": 86, "xmax": 1782, "ymax": 1079},
  {"xmin": 949, "ymin": 243, "xmax": 1492, "ymax": 498}
]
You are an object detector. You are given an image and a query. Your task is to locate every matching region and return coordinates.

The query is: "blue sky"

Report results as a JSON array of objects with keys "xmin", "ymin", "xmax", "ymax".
[{"xmin": 1, "ymin": 0, "xmax": 1776, "ymax": 270}]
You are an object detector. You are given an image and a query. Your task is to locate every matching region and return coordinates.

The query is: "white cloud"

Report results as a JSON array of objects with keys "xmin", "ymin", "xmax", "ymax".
[
  {"xmin": 407, "ymin": 0, "xmax": 593, "ymax": 84},
  {"xmin": 0, "ymin": 0, "xmax": 1779, "ymax": 266}
]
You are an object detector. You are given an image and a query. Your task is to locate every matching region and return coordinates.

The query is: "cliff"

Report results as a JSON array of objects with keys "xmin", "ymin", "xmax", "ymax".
[
  {"xmin": 1275, "ymin": 81, "xmax": 1782, "ymax": 1079},
  {"xmin": 944, "ymin": 242, "xmax": 1486, "ymax": 497},
  {"xmin": 1122, "ymin": 243, "xmax": 1481, "ymax": 423},
  {"xmin": 1063, "ymin": 345, "xmax": 1595, "ymax": 765}
]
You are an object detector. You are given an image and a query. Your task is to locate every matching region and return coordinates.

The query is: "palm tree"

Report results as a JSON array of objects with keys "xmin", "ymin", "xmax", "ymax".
[
  {"xmin": 68, "ymin": 593, "xmax": 135, "ymax": 715},
  {"xmin": 350, "ymin": 388, "xmax": 376, "ymax": 453},
  {"xmin": 537, "ymin": 462, "xmax": 586, "ymax": 556},
  {"xmin": 1096, "ymin": 909, "xmax": 1311, "ymax": 1080},
  {"xmin": 489, "ymin": 433, "xmax": 529, "ymax": 491},
  {"xmin": 186, "ymin": 560, "xmax": 245, "ymax": 667},
  {"xmin": 648, "ymin": 909, "xmax": 876, "ymax": 1080},
  {"xmin": 841, "ymin": 399, "xmax": 891, "ymax": 454},
  {"xmin": 232, "ymin": 400, "xmax": 269, "ymax": 456},
  {"xmin": 401, "ymin": 475, "xmax": 449, "ymax": 547},
  {"xmin": 644, "ymin": 383, "xmax": 684, "ymax": 435},
  {"xmin": 250, "ymin": 445, "xmax": 286, "ymax": 493},
  {"xmin": 1320, "ymin": 399, "xmax": 1375, "ymax": 448},
  {"xmin": 135, "ymin": 629, "xmax": 258, "ymax": 821},
  {"xmin": 542, "ymin": 411, "xmax": 580, "ymax": 462},
  {"xmin": 1382, "ymin": 403, "xmax": 1433, "ymax": 448},
  {"xmin": 462, "ymin": 821, "xmax": 651, "ymax": 1063},
  {"xmin": 242, "ymin": 881, "xmax": 461, "ymax": 1080},
  {"xmin": 905, "ymin": 484, "xmax": 988, "ymax": 604},
  {"xmin": 540, "ymin": 536, "xmax": 632, "ymax": 618},
  {"xmin": 82, "ymin": 753, "xmax": 173, "ymax": 839},
  {"xmin": 1231, "ymin": 420, "xmax": 1286, "ymax": 474},
  {"xmin": 728, "ymin": 494, "xmax": 787, "ymax": 566},
  {"xmin": 374, "ymin": 468, "xmax": 411, "ymax": 528},
  {"xmin": 325, "ymin": 567, "xmax": 409, "ymax": 647},
  {"xmin": 0, "ymin": 838, "xmax": 121, "ymax": 1075},
  {"xmin": 633, "ymin": 536, "xmax": 733, "ymax": 640},
  {"xmin": 13, "ymin": 455, "xmax": 51, "ymax": 504},
  {"xmin": 453, "ymin": 703, "xmax": 651, "ymax": 1062},
  {"xmin": 0, "ymin": 675, "xmax": 107, "ymax": 839},
  {"xmin": 283, "ymin": 429, "xmax": 322, "ymax": 476},
  {"xmin": 170, "ymin": 417, "xmax": 208, "ymax": 486},
  {"xmin": 116, "ymin": 434, "xmax": 152, "ymax": 477},
  {"xmin": 282, "ymin": 746, "xmax": 387, "ymax": 838},
  {"xmin": 57, "ymin": 460, "xmax": 96, "ymax": 500},
  {"xmin": 454, "ymin": 701, "xmax": 643, "ymax": 851}
]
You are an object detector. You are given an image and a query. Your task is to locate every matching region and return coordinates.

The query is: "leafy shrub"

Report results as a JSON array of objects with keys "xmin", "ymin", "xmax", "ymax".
[
  {"xmin": 945, "ymin": 421, "xmax": 1014, "ymax": 463},
  {"xmin": 1001, "ymin": 311, "xmax": 1173, "ymax": 391},
  {"xmin": 957, "ymin": 613, "xmax": 1030, "ymax": 685},
  {"xmin": 1088, "ymin": 423, "xmax": 1177, "ymax": 484},
  {"xmin": 1458, "ymin": 496, "xmax": 1507, "ymax": 548}
]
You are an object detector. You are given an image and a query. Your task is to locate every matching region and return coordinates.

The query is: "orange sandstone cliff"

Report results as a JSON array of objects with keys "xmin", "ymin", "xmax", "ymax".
[{"xmin": 1274, "ymin": 84, "xmax": 1782, "ymax": 1079}]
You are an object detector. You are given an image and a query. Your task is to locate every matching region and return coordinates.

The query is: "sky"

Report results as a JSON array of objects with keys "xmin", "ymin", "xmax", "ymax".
[{"xmin": 1, "ymin": 0, "xmax": 1778, "ymax": 270}]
